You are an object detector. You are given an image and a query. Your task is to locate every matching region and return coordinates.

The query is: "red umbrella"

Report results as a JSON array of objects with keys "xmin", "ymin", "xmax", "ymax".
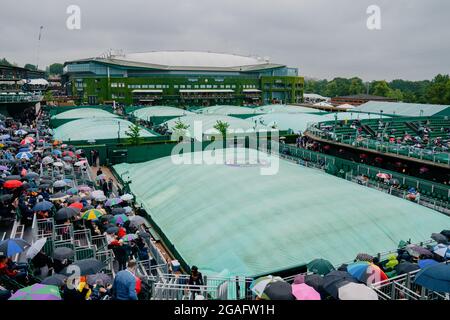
[
  {"xmin": 323, "ymin": 145, "xmax": 331, "ymax": 151},
  {"xmin": 4, "ymin": 180, "xmax": 23, "ymax": 189},
  {"xmin": 359, "ymin": 153, "xmax": 368, "ymax": 159},
  {"xmin": 419, "ymin": 167, "xmax": 429, "ymax": 174},
  {"xmin": 374, "ymin": 157, "xmax": 383, "ymax": 163},
  {"xmin": 62, "ymin": 151, "xmax": 75, "ymax": 157},
  {"xmin": 69, "ymin": 202, "xmax": 83, "ymax": 210}
]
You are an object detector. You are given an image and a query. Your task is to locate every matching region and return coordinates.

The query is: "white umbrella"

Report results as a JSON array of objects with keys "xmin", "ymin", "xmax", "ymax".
[
  {"xmin": 53, "ymin": 180, "xmax": 68, "ymax": 188},
  {"xmin": 120, "ymin": 194, "xmax": 133, "ymax": 201},
  {"xmin": 95, "ymin": 195, "xmax": 107, "ymax": 202},
  {"xmin": 433, "ymin": 244, "xmax": 450, "ymax": 258},
  {"xmin": 74, "ymin": 160, "xmax": 87, "ymax": 167},
  {"xmin": 53, "ymin": 162, "xmax": 63, "ymax": 167},
  {"xmin": 124, "ymin": 206, "xmax": 133, "ymax": 214},
  {"xmin": 42, "ymin": 156, "xmax": 54, "ymax": 165},
  {"xmin": 26, "ymin": 238, "xmax": 47, "ymax": 259},
  {"xmin": 338, "ymin": 282, "xmax": 378, "ymax": 300},
  {"xmin": 91, "ymin": 190, "xmax": 105, "ymax": 198}
]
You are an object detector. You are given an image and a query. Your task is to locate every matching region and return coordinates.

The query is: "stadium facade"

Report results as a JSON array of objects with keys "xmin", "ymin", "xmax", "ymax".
[{"xmin": 63, "ymin": 51, "xmax": 304, "ymax": 107}]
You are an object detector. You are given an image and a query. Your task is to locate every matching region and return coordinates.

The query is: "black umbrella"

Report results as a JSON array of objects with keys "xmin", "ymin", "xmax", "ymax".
[
  {"xmin": 0, "ymin": 194, "xmax": 13, "ymax": 203},
  {"xmin": 431, "ymin": 233, "xmax": 448, "ymax": 244},
  {"xmin": 5, "ymin": 175, "xmax": 22, "ymax": 180},
  {"xmin": 440, "ymin": 230, "xmax": 450, "ymax": 241},
  {"xmin": 395, "ymin": 262, "xmax": 420, "ymax": 275},
  {"xmin": 86, "ymin": 273, "xmax": 113, "ymax": 286},
  {"xmin": 323, "ymin": 271, "xmax": 358, "ymax": 299},
  {"xmin": 304, "ymin": 274, "xmax": 325, "ymax": 292},
  {"xmin": 263, "ymin": 281, "xmax": 295, "ymax": 300},
  {"xmin": 41, "ymin": 274, "xmax": 67, "ymax": 286},
  {"xmin": 54, "ymin": 207, "xmax": 79, "ymax": 221},
  {"xmin": 60, "ymin": 258, "xmax": 105, "ymax": 276},
  {"xmin": 111, "ymin": 208, "xmax": 126, "ymax": 215},
  {"xmin": 53, "ymin": 246, "xmax": 75, "ymax": 260},
  {"xmin": 105, "ymin": 226, "xmax": 119, "ymax": 234}
]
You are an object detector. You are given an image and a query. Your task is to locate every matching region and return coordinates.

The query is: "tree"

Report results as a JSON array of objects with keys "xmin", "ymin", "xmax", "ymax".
[
  {"xmin": 0, "ymin": 58, "xmax": 13, "ymax": 66},
  {"xmin": 125, "ymin": 124, "xmax": 143, "ymax": 145},
  {"xmin": 371, "ymin": 80, "xmax": 391, "ymax": 97},
  {"xmin": 24, "ymin": 64, "xmax": 37, "ymax": 71},
  {"xmin": 172, "ymin": 119, "xmax": 190, "ymax": 141},
  {"xmin": 44, "ymin": 90, "xmax": 54, "ymax": 102},
  {"xmin": 426, "ymin": 74, "xmax": 450, "ymax": 105},
  {"xmin": 348, "ymin": 77, "xmax": 365, "ymax": 95},
  {"xmin": 213, "ymin": 120, "xmax": 230, "ymax": 139},
  {"xmin": 387, "ymin": 89, "xmax": 404, "ymax": 101},
  {"xmin": 48, "ymin": 63, "xmax": 64, "ymax": 75}
]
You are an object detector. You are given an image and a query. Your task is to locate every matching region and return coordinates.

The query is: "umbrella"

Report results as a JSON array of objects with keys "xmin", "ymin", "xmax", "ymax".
[
  {"xmin": 129, "ymin": 215, "xmax": 146, "ymax": 227},
  {"xmin": 418, "ymin": 259, "xmax": 439, "ymax": 269},
  {"xmin": 263, "ymin": 281, "xmax": 294, "ymax": 300},
  {"xmin": 91, "ymin": 190, "xmax": 105, "ymax": 198},
  {"xmin": 15, "ymin": 152, "xmax": 33, "ymax": 160},
  {"xmin": 0, "ymin": 165, "xmax": 9, "ymax": 171},
  {"xmin": 55, "ymin": 207, "xmax": 79, "ymax": 221},
  {"xmin": 414, "ymin": 264, "xmax": 450, "ymax": 293},
  {"xmin": 5, "ymin": 175, "xmax": 22, "ymax": 180},
  {"xmin": 105, "ymin": 226, "xmax": 119, "ymax": 234},
  {"xmin": 96, "ymin": 174, "xmax": 107, "ymax": 181},
  {"xmin": 3, "ymin": 180, "xmax": 23, "ymax": 189},
  {"xmin": 307, "ymin": 258, "xmax": 335, "ymax": 276},
  {"xmin": 66, "ymin": 187, "xmax": 79, "ymax": 196},
  {"xmin": 323, "ymin": 271, "xmax": 358, "ymax": 299},
  {"xmin": 52, "ymin": 162, "xmax": 64, "ymax": 167},
  {"xmin": 52, "ymin": 150, "xmax": 62, "ymax": 157},
  {"xmin": 74, "ymin": 160, "xmax": 87, "ymax": 167},
  {"xmin": 111, "ymin": 214, "xmax": 128, "ymax": 225},
  {"xmin": 14, "ymin": 129, "xmax": 28, "ymax": 136},
  {"xmin": 406, "ymin": 244, "xmax": 433, "ymax": 258},
  {"xmin": 376, "ymin": 173, "xmax": 391, "ymax": 179},
  {"xmin": 293, "ymin": 274, "xmax": 305, "ymax": 285},
  {"xmin": 395, "ymin": 262, "xmax": 420, "ymax": 275},
  {"xmin": 53, "ymin": 246, "xmax": 75, "ymax": 260},
  {"xmin": 25, "ymin": 238, "xmax": 47, "ymax": 259},
  {"xmin": 105, "ymin": 197, "xmax": 123, "ymax": 207},
  {"xmin": 291, "ymin": 283, "xmax": 321, "ymax": 300},
  {"xmin": 120, "ymin": 193, "xmax": 133, "ymax": 201},
  {"xmin": 25, "ymin": 172, "xmax": 40, "ymax": 180},
  {"xmin": 433, "ymin": 244, "xmax": 450, "ymax": 259},
  {"xmin": 41, "ymin": 274, "xmax": 67, "ymax": 286},
  {"xmin": 32, "ymin": 201, "xmax": 54, "ymax": 212},
  {"xmin": 95, "ymin": 195, "xmax": 107, "ymax": 202},
  {"xmin": 431, "ymin": 233, "xmax": 448, "ymax": 244},
  {"xmin": 111, "ymin": 207, "xmax": 126, "ymax": 215},
  {"xmin": 42, "ymin": 156, "xmax": 54, "ymax": 165},
  {"xmin": 9, "ymin": 284, "xmax": 61, "ymax": 301},
  {"xmin": 0, "ymin": 194, "xmax": 13, "ymax": 203},
  {"xmin": 86, "ymin": 273, "xmax": 113, "ymax": 286},
  {"xmin": 81, "ymin": 209, "xmax": 104, "ymax": 220},
  {"xmin": 337, "ymin": 282, "xmax": 378, "ymax": 300},
  {"xmin": 123, "ymin": 206, "xmax": 132, "ymax": 214},
  {"xmin": 78, "ymin": 185, "xmax": 92, "ymax": 192},
  {"xmin": 68, "ymin": 202, "xmax": 83, "ymax": 210},
  {"xmin": 250, "ymin": 275, "xmax": 284, "ymax": 299},
  {"xmin": 122, "ymin": 234, "xmax": 138, "ymax": 242},
  {"xmin": 355, "ymin": 253, "xmax": 374, "ymax": 262},
  {"xmin": 0, "ymin": 238, "xmax": 30, "ymax": 257},
  {"xmin": 60, "ymin": 258, "xmax": 105, "ymax": 276},
  {"xmin": 49, "ymin": 192, "xmax": 69, "ymax": 201},
  {"xmin": 441, "ymin": 230, "xmax": 450, "ymax": 241},
  {"xmin": 53, "ymin": 180, "xmax": 68, "ymax": 188},
  {"xmin": 347, "ymin": 262, "xmax": 388, "ymax": 285},
  {"xmin": 20, "ymin": 137, "xmax": 35, "ymax": 145}
]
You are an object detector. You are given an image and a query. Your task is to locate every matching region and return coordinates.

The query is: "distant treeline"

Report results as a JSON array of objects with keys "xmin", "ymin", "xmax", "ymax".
[{"xmin": 305, "ymin": 75, "xmax": 450, "ymax": 105}]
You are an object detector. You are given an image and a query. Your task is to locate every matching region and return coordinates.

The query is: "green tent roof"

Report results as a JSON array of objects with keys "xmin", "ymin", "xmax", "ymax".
[
  {"xmin": 114, "ymin": 148, "xmax": 450, "ymax": 277},
  {"xmin": 54, "ymin": 118, "xmax": 154, "ymax": 142},
  {"xmin": 132, "ymin": 106, "xmax": 194, "ymax": 120}
]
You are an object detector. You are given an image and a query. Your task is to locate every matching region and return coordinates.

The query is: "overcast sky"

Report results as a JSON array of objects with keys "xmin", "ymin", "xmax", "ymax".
[{"xmin": 1, "ymin": 0, "xmax": 449, "ymax": 81}]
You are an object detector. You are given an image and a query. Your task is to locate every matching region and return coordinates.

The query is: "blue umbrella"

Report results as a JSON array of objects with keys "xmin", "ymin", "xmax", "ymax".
[
  {"xmin": 32, "ymin": 200, "xmax": 54, "ymax": 212},
  {"xmin": 16, "ymin": 152, "xmax": 33, "ymax": 160},
  {"xmin": 0, "ymin": 238, "xmax": 31, "ymax": 257},
  {"xmin": 18, "ymin": 148, "xmax": 30, "ymax": 152},
  {"xmin": 418, "ymin": 259, "xmax": 439, "ymax": 269},
  {"xmin": 415, "ymin": 264, "xmax": 450, "ymax": 293},
  {"xmin": 52, "ymin": 150, "xmax": 62, "ymax": 156}
]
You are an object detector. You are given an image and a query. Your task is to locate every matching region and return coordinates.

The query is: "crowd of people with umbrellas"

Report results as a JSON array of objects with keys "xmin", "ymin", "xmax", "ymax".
[
  {"xmin": 0, "ymin": 108, "xmax": 154, "ymax": 300},
  {"xmin": 250, "ymin": 231, "xmax": 450, "ymax": 300}
]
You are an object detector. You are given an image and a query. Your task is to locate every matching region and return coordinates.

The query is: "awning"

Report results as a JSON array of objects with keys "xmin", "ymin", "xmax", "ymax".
[
  {"xmin": 179, "ymin": 89, "xmax": 234, "ymax": 93},
  {"xmin": 23, "ymin": 79, "xmax": 49, "ymax": 86},
  {"xmin": 132, "ymin": 89, "xmax": 163, "ymax": 94},
  {"xmin": 0, "ymin": 81, "xmax": 19, "ymax": 85},
  {"xmin": 243, "ymin": 89, "xmax": 261, "ymax": 93}
]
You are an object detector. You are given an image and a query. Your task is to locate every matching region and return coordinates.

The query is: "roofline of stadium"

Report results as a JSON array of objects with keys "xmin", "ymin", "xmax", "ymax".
[{"xmin": 63, "ymin": 57, "xmax": 287, "ymax": 73}]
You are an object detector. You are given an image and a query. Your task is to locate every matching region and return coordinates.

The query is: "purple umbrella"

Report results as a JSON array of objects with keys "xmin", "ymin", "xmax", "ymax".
[
  {"xmin": 406, "ymin": 244, "xmax": 433, "ymax": 258},
  {"xmin": 9, "ymin": 283, "xmax": 62, "ymax": 300}
]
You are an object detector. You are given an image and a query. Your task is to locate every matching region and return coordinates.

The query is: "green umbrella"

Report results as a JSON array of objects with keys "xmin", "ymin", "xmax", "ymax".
[{"xmin": 307, "ymin": 258, "xmax": 335, "ymax": 276}]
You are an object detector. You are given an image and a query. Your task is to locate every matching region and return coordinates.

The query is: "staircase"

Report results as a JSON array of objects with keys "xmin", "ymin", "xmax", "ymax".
[
  {"xmin": 405, "ymin": 121, "xmax": 420, "ymax": 134},
  {"xmin": 361, "ymin": 124, "xmax": 376, "ymax": 137}
]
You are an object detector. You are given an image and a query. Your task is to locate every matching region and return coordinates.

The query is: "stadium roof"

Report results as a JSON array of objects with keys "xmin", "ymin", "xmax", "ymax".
[
  {"xmin": 65, "ymin": 51, "xmax": 286, "ymax": 72},
  {"xmin": 54, "ymin": 118, "xmax": 154, "ymax": 142},
  {"xmin": 195, "ymin": 105, "xmax": 260, "ymax": 116},
  {"xmin": 113, "ymin": 148, "xmax": 450, "ymax": 276},
  {"xmin": 333, "ymin": 94, "xmax": 396, "ymax": 101},
  {"xmin": 164, "ymin": 114, "xmax": 268, "ymax": 138},
  {"xmin": 51, "ymin": 108, "xmax": 118, "ymax": 120},
  {"xmin": 256, "ymin": 104, "xmax": 326, "ymax": 114},
  {"xmin": 132, "ymin": 106, "xmax": 194, "ymax": 120},
  {"xmin": 354, "ymin": 101, "xmax": 450, "ymax": 117}
]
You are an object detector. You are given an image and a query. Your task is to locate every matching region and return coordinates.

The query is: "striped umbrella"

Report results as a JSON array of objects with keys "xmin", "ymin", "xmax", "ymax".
[
  {"xmin": 9, "ymin": 284, "xmax": 62, "ymax": 300},
  {"xmin": 0, "ymin": 238, "xmax": 31, "ymax": 257},
  {"xmin": 81, "ymin": 209, "xmax": 104, "ymax": 220},
  {"xmin": 15, "ymin": 152, "xmax": 33, "ymax": 160},
  {"xmin": 111, "ymin": 214, "xmax": 129, "ymax": 225}
]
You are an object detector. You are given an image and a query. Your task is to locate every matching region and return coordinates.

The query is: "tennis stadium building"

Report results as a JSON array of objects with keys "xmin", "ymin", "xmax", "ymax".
[{"xmin": 63, "ymin": 51, "xmax": 304, "ymax": 107}]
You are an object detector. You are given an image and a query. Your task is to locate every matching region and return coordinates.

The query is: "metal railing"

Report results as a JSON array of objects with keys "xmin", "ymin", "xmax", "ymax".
[{"xmin": 0, "ymin": 93, "xmax": 42, "ymax": 103}]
